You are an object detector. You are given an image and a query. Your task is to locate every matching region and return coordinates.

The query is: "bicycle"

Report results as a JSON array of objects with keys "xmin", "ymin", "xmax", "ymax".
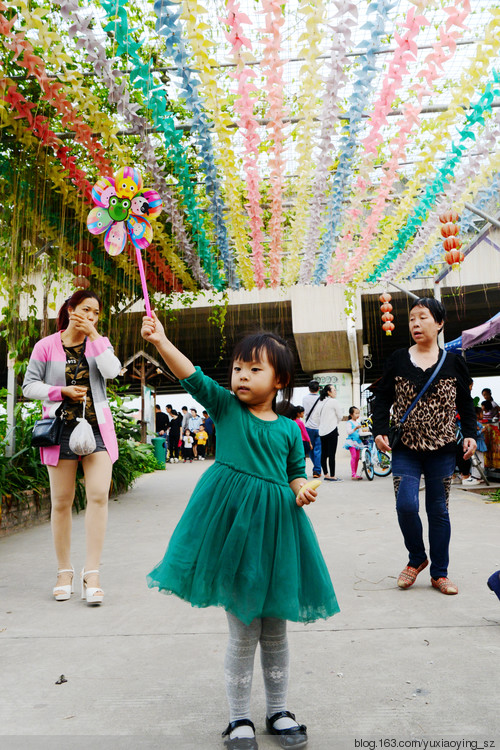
[
  {"xmin": 455, "ymin": 424, "xmax": 489, "ymax": 486},
  {"xmin": 358, "ymin": 418, "xmax": 392, "ymax": 481}
]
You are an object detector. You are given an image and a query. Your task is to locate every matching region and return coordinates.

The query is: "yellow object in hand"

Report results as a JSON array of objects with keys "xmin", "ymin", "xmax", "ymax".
[{"xmin": 298, "ymin": 479, "xmax": 321, "ymax": 496}]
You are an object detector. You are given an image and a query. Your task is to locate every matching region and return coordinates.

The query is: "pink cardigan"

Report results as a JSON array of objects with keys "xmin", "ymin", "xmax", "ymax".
[{"xmin": 23, "ymin": 332, "xmax": 121, "ymax": 465}]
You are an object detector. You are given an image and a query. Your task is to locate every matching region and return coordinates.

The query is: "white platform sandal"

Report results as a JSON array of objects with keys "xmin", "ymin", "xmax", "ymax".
[
  {"xmin": 53, "ymin": 568, "xmax": 74, "ymax": 601},
  {"xmin": 81, "ymin": 569, "xmax": 104, "ymax": 605}
]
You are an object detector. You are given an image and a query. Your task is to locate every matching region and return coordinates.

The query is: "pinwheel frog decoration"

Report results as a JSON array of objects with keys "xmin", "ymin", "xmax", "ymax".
[{"xmin": 87, "ymin": 167, "xmax": 162, "ymax": 316}]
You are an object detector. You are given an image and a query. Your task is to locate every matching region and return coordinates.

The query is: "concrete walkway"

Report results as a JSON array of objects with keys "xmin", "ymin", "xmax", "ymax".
[{"xmin": 1, "ymin": 449, "xmax": 499, "ymax": 749}]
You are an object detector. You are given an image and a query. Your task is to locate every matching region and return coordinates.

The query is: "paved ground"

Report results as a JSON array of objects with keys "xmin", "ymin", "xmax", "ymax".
[{"xmin": 1, "ymin": 447, "xmax": 499, "ymax": 750}]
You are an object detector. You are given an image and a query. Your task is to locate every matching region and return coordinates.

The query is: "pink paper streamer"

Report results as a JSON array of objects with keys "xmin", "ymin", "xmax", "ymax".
[
  {"xmin": 260, "ymin": 0, "xmax": 287, "ymax": 287},
  {"xmin": 223, "ymin": 1, "xmax": 266, "ymax": 288},
  {"xmin": 332, "ymin": 0, "xmax": 471, "ymax": 283}
]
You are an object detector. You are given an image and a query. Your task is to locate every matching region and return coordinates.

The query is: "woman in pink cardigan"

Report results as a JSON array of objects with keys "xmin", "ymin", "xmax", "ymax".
[{"xmin": 23, "ymin": 290, "xmax": 121, "ymax": 605}]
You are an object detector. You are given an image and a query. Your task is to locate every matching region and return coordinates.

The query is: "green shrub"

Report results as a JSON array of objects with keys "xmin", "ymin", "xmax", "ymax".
[{"xmin": 0, "ymin": 386, "xmax": 160, "ymax": 509}]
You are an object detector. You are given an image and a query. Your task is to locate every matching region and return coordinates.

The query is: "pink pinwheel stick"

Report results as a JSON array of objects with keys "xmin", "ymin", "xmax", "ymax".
[{"xmin": 135, "ymin": 246, "xmax": 152, "ymax": 318}]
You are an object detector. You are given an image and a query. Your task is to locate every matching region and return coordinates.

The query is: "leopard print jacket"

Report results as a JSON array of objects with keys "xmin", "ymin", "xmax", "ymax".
[{"xmin": 371, "ymin": 348, "xmax": 476, "ymax": 452}]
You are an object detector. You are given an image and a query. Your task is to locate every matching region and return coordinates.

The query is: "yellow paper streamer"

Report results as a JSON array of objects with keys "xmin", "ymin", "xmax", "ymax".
[{"xmin": 282, "ymin": 0, "xmax": 327, "ymax": 286}]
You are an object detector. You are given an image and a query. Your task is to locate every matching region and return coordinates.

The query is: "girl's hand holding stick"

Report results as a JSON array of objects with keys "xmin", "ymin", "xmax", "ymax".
[{"xmin": 141, "ymin": 312, "xmax": 195, "ymax": 381}]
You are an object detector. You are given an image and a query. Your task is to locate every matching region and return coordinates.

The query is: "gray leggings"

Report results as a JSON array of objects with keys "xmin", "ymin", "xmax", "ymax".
[{"xmin": 225, "ymin": 613, "xmax": 289, "ymax": 722}]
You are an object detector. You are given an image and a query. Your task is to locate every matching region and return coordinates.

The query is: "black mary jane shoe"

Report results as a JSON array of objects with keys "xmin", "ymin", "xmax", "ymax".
[
  {"xmin": 266, "ymin": 711, "xmax": 308, "ymax": 749},
  {"xmin": 222, "ymin": 718, "xmax": 258, "ymax": 750}
]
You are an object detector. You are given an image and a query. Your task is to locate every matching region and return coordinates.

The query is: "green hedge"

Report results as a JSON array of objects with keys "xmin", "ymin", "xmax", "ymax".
[{"xmin": 0, "ymin": 387, "xmax": 161, "ymax": 509}]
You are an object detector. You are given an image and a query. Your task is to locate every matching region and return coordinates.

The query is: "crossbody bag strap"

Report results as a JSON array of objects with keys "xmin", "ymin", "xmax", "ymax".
[
  {"xmin": 305, "ymin": 396, "xmax": 320, "ymax": 423},
  {"xmin": 400, "ymin": 348, "xmax": 447, "ymax": 426},
  {"xmin": 69, "ymin": 336, "xmax": 88, "ymax": 385}
]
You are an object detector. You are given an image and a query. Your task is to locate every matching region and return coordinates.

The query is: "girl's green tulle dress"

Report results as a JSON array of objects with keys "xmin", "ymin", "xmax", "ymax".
[{"xmin": 147, "ymin": 368, "xmax": 339, "ymax": 626}]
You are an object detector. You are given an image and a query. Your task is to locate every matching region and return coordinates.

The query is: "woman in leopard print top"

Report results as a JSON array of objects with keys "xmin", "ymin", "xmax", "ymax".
[{"xmin": 372, "ymin": 298, "xmax": 476, "ymax": 596}]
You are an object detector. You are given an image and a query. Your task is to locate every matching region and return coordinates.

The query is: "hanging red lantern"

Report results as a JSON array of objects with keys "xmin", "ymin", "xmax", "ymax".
[
  {"xmin": 382, "ymin": 321, "xmax": 395, "ymax": 335},
  {"xmin": 443, "ymin": 235, "xmax": 462, "ymax": 251},
  {"xmin": 381, "ymin": 312, "xmax": 394, "ymax": 322},
  {"xmin": 439, "ymin": 210, "xmax": 459, "ymax": 224},
  {"xmin": 74, "ymin": 263, "xmax": 92, "ymax": 277},
  {"xmin": 73, "ymin": 275, "xmax": 90, "ymax": 289},
  {"xmin": 379, "ymin": 292, "xmax": 392, "ymax": 303},
  {"xmin": 380, "ymin": 302, "xmax": 393, "ymax": 313},
  {"xmin": 440, "ymin": 222, "xmax": 459, "ymax": 238},
  {"xmin": 445, "ymin": 249, "xmax": 464, "ymax": 265}
]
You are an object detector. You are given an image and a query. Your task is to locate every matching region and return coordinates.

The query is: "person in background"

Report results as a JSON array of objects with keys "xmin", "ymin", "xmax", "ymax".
[
  {"xmin": 181, "ymin": 406, "xmax": 190, "ymax": 434},
  {"xmin": 23, "ymin": 290, "xmax": 121, "ymax": 606},
  {"xmin": 372, "ymin": 297, "xmax": 476, "ymax": 596},
  {"xmin": 303, "ymin": 379, "xmax": 323, "ymax": 478},
  {"xmin": 182, "ymin": 428, "xmax": 194, "ymax": 462},
  {"xmin": 155, "ymin": 404, "xmax": 169, "ymax": 437},
  {"xmin": 318, "ymin": 384, "xmax": 344, "ymax": 482},
  {"xmin": 293, "ymin": 405, "xmax": 313, "ymax": 457},
  {"xmin": 343, "ymin": 406, "xmax": 364, "ymax": 480},
  {"xmin": 195, "ymin": 423, "xmax": 208, "ymax": 460},
  {"xmin": 202, "ymin": 409, "xmax": 215, "ymax": 456},
  {"xmin": 168, "ymin": 409, "xmax": 182, "ymax": 463},
  {"xmin": 188, "ymin": 408, "xmax": 202, "ymax": 459}
]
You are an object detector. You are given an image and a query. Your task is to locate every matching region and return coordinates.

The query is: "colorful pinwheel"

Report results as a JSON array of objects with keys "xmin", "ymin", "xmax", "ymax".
[{"xmin": 87, "ymin": 167, "xmax": 162, "ymax": 315}]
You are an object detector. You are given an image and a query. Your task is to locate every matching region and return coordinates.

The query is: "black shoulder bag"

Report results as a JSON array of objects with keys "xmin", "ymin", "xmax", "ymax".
[
  {"xmin": 388, "ymin": 349, "xmax": 447, "ymax": 450},
  {"xmin": 31, "ymin": 338, "xmax": 87, "ymax": 448}
]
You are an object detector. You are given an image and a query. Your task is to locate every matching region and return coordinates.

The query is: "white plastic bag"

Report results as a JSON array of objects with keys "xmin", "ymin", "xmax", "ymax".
[{"xmin": 69, "ymin": 396, "xmax": 96, "ymax": 456}]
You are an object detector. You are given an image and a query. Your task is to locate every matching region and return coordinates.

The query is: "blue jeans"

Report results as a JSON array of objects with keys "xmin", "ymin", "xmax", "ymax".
[
  {"xmin": 306, "ymin": 427, "xmax": 322, "ymax": 476},
  {"xmin": 392, "ymin": 445, "xmax": 455, "ymax": 580}
]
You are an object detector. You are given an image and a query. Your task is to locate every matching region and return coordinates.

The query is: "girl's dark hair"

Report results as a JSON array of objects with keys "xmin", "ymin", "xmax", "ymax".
[
  {"xmin": 57, "ymin": 290, "xmax": 102, "ymax": 331},
  {"xmin": 293, "ymin": 405, "xmax": 304, "ymax": 419},
  {"xmin": 409, "ymin": 297, "xmax": 447, "ymax": 326},
  {"xmin": 319, "ymin": 384, "xmax": 333, "ymax": 400},
  {"xmin": 229, "ymin": 331, "xmax": 295, "ymax": 414},
  {"xmin": 482, "ymin": 400, "xmax": 493, "ymax": 410},
  {"xmin": 348, "ymin": 406, "xmax": 359, "ymax": 417}
]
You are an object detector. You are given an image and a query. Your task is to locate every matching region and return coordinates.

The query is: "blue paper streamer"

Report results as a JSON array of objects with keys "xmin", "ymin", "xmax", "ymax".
[{"xmin": 313, "ymin": 0, "xmax": 396, "ymax": 284}]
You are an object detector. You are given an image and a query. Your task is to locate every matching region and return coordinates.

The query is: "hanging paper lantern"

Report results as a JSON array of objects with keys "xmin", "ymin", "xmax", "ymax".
[
  {"xmin": 440, "ymin": 222, "xmax": 459, "ymax": 238},
  {"xmin": 381, "ymin": 312, "xmax": 394, "ymax": 322},
  {"xmin": 380, "ymin": 302, "xmax": 393, "ymax": 313},
  {"xmin": 445, "ymin": 249, "xmax": 465, "ymax": 266},
  {"xmin": 443, "ymin": 235, "xmax": 462, "ymax": 251},
  {"xmin": 87, "ymin": 166, "xmax": 163, "ymax": 317},
  {"xmin": 382, "ymin": 321, "xmax": 395, "ymax": 335},
  {"xmin": 379, "ymin": 292, "xmax": 392, "ymax": 303},
  {"xmin": 73, "ymin": 275, "xmax": 91, "ymax": 289},
  {"xmin": 439, "ymin": 210, "xmax": 459, "ymax": 224}
]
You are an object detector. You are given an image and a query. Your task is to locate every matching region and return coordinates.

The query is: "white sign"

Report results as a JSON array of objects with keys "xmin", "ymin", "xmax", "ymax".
[{"xmin": 313, "ymin": 372, "xmax": 353, "ymax": 417}]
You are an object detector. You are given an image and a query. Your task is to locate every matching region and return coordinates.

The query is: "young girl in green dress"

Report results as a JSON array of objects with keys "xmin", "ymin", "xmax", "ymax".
[{"xmin": 141, "ymin": 313, "xmax": 339, "ymax": 750}]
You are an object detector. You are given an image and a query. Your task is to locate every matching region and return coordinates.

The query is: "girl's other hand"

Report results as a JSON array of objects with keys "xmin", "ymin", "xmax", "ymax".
[
  {"xmin": 296, "ymin": 486, "xmax": 318, "ymax": 507},
  {"xmin": 141, "ymin": 311, "xmax": 166, "ymax": 346}
]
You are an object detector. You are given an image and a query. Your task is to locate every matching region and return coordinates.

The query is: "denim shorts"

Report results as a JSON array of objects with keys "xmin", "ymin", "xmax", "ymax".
[{"xmin": 59, "ymin": 422, "xmax": 107, "ymax": 460}]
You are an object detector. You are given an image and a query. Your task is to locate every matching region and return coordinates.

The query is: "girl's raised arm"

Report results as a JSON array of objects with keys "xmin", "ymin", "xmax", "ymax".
[{"xmin": 141, "ymin": 312, "xmax": 196, "ymax": 381}]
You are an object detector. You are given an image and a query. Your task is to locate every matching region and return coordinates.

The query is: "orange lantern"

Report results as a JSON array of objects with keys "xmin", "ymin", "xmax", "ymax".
[
  {"xmin": 380, "ymin": 302, "xmax": 393, "ymax": 313},
  {"xmin": 440, "ymin": 222, "xmax": 459, "ymax": 238},
  {"xmin": 439, "ymin": 210, "xmax": 459, "ymax": 224},
  {"xmin": 382, "ymin": 312, "xmax": 394, "ymax": 322},
  {"xmin": 73, "ymin": 275, "xmax": 90, "ymax": 289},
  {"xmin": 445, "ymin": 249, "xmax": 464, "ymax": 265},
  {"xmin": 443, "ymin": 235, "xmax": 462, "ymax": 251},
  {"xmin": 382, "ymin": 321, "xmax": 395, "ymax": 335},
  {"xmin": 379, "ymin": 292, "xmax": 391, "ymax": 303}
]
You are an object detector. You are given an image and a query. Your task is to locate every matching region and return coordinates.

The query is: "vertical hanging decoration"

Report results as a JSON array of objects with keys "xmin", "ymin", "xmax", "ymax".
[
  {"xmin": 439, "ymin": 210, "xmax": 463, "ymax": 265},
  {"xmin": 260, "ymin": 0, "xmax": 287, "ymax": 288},
  {"xmin": 73, "ymin": 240, "xmax": 93, "ymax": 289},
  {"xmin": 380, "ymin": 293, "xmax": 395, "ymax": 336}
]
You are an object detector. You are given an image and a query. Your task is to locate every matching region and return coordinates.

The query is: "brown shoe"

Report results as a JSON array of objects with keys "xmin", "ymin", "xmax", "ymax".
[
  {"xmin": 397, "ymin": 559, "xmax": 429, "ymax": 589},
  {"xmin": 431, "ymin": 577, "xmax": 458, "ymax": 595}
]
